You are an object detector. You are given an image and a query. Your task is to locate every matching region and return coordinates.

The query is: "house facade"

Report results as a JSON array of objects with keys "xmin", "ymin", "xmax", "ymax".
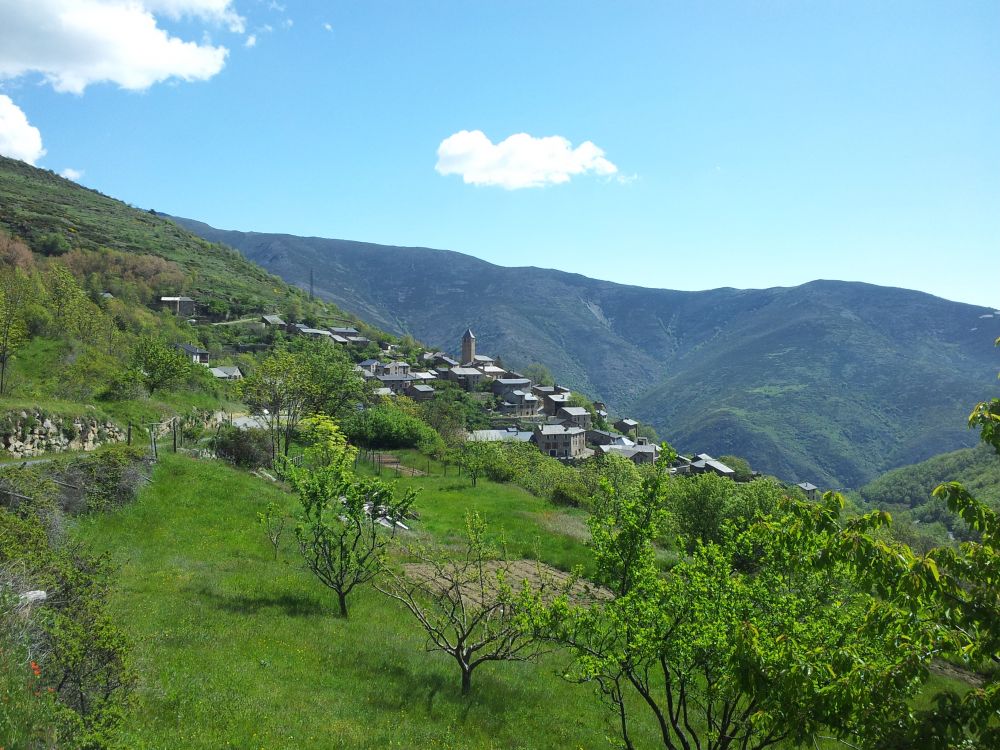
[{"xmin": 533, "ymin": 423, "xmax": 587, "ymax": 459}]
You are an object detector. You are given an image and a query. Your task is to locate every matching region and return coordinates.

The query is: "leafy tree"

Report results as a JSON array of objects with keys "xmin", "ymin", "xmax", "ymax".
[
  {"xmin": 284, "ymin": 417, "xmax": 415, "ymax": 617},
  {"xmin": 543, "ymin": 448, "xmax": 928, "ymax": 750},
  {"xmin": 377, "ymin": 513, "xmax": 547, "ymax": 695},
  {"xmin": 342, "ymin": 403, "xmax": 441, "ymax": 453},
  {"xmin": 37, "ymin": 232, "xmax": 70, "ymax": 256},
  {"xmin": 768, "ymin": 336, "xmax": 1000, "ymax": 749},
  {"xmin": 663, "ymin": 472, "xmax": 783, "ymax": 552},
  {"xmin": 522, "ymin": 362, "xmax": 554, "ymax": 386},
  {"xmin": 238, "ymin": 342, "xmax": 370, "ymax": 461},
  {"xmin": 236, "ymin": 348, "xmax": 308, "ymax": 461},
  {"xmin": 636, "ymin": 422, "xmax": 659, "ymax": 443},
  {"xmin": 257, "ymin": 501, "xmax": 287, "ymax": 561},
  {"xmin": 459, "ymin": 440, "xmax": 495, "ymax": 487},
  {"xmin": 128, "ymin": 336, "xmax": 192, "ymax": 396},
  {"xmin": 0, "ymin": 268, "xmax": 30, "ymax": 395},
  {"xmin": 719, "ymin": 454, "xmax": 753, "ymax": 482}
]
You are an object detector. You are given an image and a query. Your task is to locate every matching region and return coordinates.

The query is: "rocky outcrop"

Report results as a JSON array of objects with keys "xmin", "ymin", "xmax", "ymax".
[{"xmin": 0, "ymin": 410, "xmax": 126, "ymax": 458}]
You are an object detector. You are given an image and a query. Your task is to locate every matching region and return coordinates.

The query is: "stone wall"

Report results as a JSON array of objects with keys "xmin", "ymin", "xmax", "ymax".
[{"xmin": 0, "ymin": 410, "xmax": 126, "ymax": 458}]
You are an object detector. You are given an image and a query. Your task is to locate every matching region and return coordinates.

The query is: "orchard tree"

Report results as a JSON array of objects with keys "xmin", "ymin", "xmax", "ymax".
[
  {"xmin": 236, "ymin": 348, "xmax": 307, "ymax": 461},
  {"xmin": 459, "ymin": 440, "xmax": 495, "ymax": 487},
  {"xmin": 377, "ymin": 512, "xmax": 548, "ymax": 695},
  {"xmin": 768, "ymin": 336, "xmax": 1000, "ymax": 749},
  {"xmin": 128, "ymin": 336, "xmax": 192, "ymax": 396},
  {"xmin": 237, "ymin": 342, "xmax": 369, "ymax": 461},
  {"xmin": 284, "ymin": 416, "xmax": 415, "ymax": 618},
  {"xmin": 543, "ymin": 447, "xmax": 933, "ymax": 750},
  {"xmin": 0, "ymin": 268, "xmax": 30, "ymax": 395}
]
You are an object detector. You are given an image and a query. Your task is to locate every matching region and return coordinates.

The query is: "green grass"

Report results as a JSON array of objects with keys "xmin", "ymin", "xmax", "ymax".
[
  {"xmin": 358, "ymin": 451, "xmax": 593, "ymax": 574},
  {"xmin": 74, "ymin": 454, "xmax": 658, "ymax": 749}
]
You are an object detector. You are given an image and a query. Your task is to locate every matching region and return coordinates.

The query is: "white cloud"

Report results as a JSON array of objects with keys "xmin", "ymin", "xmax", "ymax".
[
  {"xmin": 143, "ymin": 0, "xmax": 245, "ymax": 33},
  {"xmin": 244, "ymin": 34, "xmax": 257, "ymax": 47},
  {"xmin": 60, "ymin": 167, "xmax": 84, "ymax": 181},
  {"xmin": 323, "ymin": 22, "xmax": 332, "ymax": 32},
  {"xmin": 435, "ymin": 130, "xmax": 619, "ymax": 189},
  {"xmin": 0, "ymin": 0, "xmax": 232, "ymax": 94},
  {"xmin": 0, "ymin": 95, "xmax": 45, "ymax": 165}
]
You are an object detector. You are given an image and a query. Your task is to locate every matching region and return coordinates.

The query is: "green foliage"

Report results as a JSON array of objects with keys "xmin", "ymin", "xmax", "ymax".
[
  {"xmin": 377, "ymin": 512, "xmax": 547, "ymax": 695},
  {"xmin": 719, "ymin": 453, "xmax": 754, "ymax": 482},
  {"xmin": 0, "ymin": 267, "xmax": 31, "ymax": 395},
  {"xmin": 284, "ymin": 418, "xmax": 415, "ymax": 617},
  {"xmin": 212, "ymin": 425, "xmax": 272, "ymax": 469},
  {"xmin": 0, "ymin": 494, "xmax": 134, "ymax": 748},
  {"xmin": 545, "ymin": 455, "xmax": 931, "ymax": 750},
  {"xmin": 127, "ymin": 337, "xmax": 192, "ymax": 397},
  {"xmin": 237, "ymin": 342, "xmax": 370, "ymax": 461},
  {"xmin": 257, "ymin": 501, "xmax": 286, "ymax": 561},
  {"xmin": 458, "ymin": 440, "xmax": 581, "ymax": 502},
  {"xmin": 663, "ymin": 472, "xmax": 784, "ymax": 552},
  {"xmin": 37, "ymin": 231, "xmax": 70, "ymax": 257},
  {"xmin": 343, "ymin": 403, "xmax": 441, "ymax": 453},
  {"xmin": 522, "ymin": 363, "xmax": 554, "ymax": 386}
]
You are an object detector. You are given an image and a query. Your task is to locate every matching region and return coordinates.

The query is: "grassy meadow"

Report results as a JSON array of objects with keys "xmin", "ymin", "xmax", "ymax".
[{"xmin": 74, "ymin": 453, "xmax": 662, "ymax": 749}]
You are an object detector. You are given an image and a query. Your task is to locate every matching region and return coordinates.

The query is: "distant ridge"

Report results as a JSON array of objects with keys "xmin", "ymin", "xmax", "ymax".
[{"xmin": 175, "ymin": 217, "xmax": 1000, "ymax": 488}]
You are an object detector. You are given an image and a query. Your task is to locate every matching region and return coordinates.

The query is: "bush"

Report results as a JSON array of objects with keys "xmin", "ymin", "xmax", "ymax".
[
  {"xmin": 212, "ymin": 426, "xmax": 272, "ymax": 469},
  {"xmin": 342, "ymin": 404, "xmax": 440, "ymax": 450}
]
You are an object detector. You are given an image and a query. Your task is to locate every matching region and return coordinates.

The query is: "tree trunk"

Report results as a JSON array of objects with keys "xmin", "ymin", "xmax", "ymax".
[
  {"xmin": 337, "ymin": 591, "xmax": 348, "ymax": 618},
  {"xmin": 460, "ymin": 664, "xmax": 472, "ymax": 695}
]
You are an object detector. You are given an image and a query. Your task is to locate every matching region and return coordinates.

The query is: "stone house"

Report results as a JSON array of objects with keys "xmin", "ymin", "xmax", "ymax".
[
  {"xmin": 410, "ymin": 383, "xmax": 436, "ymax": 402},
  {"xmin": 597, "ymin": 443, "xmax": 660, "ymax": 465},
  {"xmin": 376, "ymin": 374, "xmax": 415, "ymax": 395},
  {"xmin": 210, "ymin": 366, "xmax": 243, "ymax": 381},
  {"xmin": 557, "ymin": 406, "xmax": 592, "ymax": 430},
  {"xmin": 448, "ymin": 366, "xmax": 486, "ymax": 391},
  {"xmin": 688, "ymin": 453, "xmax": 736, "ymax": 478},
  {"xmin": 175, "ymin": 343, "xmax": 209, "ymax": 365},
  {"xmin": 533, "ymin": 423, "xmax": 587, "ymax": 459},
  {"xmin": 614, "ymin": 418, "xmax": 639, "ymax": 436},
  {"xmin": 378, "ymin": 361, "xmax": 411, "ymax": 376},
  {"xmin": 161, "ymin": 296, "xmax": 195, "ymax": 316}
]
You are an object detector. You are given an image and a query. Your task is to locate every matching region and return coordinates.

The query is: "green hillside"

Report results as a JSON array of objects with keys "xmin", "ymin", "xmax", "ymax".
[
  {"xmin": 175, "ymin": 217, "xmax": 1000, "ymax": 487},
  {"xmin": 0, "ymin": 156, "xmax": 367, "ymax": 328},
  {"xmin": 858, "ymin": 442, "xmax": 1000, "ymax": 512}
]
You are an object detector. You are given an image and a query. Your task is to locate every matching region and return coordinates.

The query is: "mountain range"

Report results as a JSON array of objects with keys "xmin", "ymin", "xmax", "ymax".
[{"xmin": 173, "ymin": 217, "xmax": 1000, "ymax": 488}]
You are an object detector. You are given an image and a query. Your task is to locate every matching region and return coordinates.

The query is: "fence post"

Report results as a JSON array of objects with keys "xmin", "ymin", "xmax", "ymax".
[
  {"xmin": 172, "ymin": 420, "xmax": 177, "ymax": 453},
  {"xmin": 127, "ymin": 422, "xmax": 132, "ymax": 446}
]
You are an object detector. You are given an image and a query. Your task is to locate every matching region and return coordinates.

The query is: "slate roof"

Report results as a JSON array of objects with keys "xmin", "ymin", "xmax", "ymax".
[
  {"xmin": 176, "ymin": 343, "xmax": 208, "ymax": 355},
  {"xmin": 536, "ymin": 424, "xmax": 585, "ymax": 436},
  {"xmin": 469, "ymin": 429, "xmax": 533, "ymax": 443}
]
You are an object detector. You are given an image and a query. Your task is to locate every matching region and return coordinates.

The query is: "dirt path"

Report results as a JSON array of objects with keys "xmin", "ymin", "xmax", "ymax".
[{"xmin": 371, "ymin": 452, "xmax": 425, "ymax": 477}]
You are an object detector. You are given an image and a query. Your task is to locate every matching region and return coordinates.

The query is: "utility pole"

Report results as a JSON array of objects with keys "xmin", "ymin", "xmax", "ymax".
[{"xmin": 309, "ymin": 268, "xmax": 314, "ymax": 301}]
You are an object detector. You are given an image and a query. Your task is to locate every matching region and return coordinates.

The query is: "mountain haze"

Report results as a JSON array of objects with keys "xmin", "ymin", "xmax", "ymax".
[{"xmin": 174, "ymin": 218, "xmax": 1000, "ymax": 488}]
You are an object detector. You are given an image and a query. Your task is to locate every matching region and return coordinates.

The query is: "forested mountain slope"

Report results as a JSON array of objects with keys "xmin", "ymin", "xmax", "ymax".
[{"xmin": 175, "ymin": 217, "xmax": 1000, "ymax": 487}]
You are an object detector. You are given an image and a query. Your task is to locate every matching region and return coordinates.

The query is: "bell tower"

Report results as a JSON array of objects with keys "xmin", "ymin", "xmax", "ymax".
[{"xmin": 461, "ymin": 327, "xmax": 476, "ymax": 364}]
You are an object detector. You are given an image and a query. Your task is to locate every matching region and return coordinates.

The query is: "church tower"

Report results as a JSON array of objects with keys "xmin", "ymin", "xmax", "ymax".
[{"xmin": 461, "ymin": 327, "xmax": 476, "ymax": 364}]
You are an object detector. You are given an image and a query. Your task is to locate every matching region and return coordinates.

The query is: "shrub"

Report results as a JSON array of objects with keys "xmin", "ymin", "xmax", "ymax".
[{"xmin": 212, "ymin": 426, "xmax": 272, "ymax": 469}]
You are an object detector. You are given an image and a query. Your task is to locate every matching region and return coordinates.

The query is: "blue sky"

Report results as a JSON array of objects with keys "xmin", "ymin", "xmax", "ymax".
[{"xmin": 1, "ymin": 1, "xmax": 997, "ymax": 308}]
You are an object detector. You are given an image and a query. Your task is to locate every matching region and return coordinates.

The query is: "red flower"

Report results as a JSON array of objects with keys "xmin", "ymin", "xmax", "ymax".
[{"xmin": 30, "ymin": 661, "xmax": 41, "ymax": 677}]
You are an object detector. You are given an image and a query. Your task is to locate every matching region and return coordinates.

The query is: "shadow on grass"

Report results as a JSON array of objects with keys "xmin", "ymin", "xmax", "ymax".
[
  {"xmin": 194, "ymin": 586, "xmax": 327, "ymax": 617},
  {"xmin": 364, "ymin": 653, "xmax": 530, "ymax": 724}
]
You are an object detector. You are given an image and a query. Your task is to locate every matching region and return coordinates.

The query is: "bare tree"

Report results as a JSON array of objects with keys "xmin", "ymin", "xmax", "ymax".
[{"xmin": 377, "ymin": 513, "xmax": 550, "ymax": 695}]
